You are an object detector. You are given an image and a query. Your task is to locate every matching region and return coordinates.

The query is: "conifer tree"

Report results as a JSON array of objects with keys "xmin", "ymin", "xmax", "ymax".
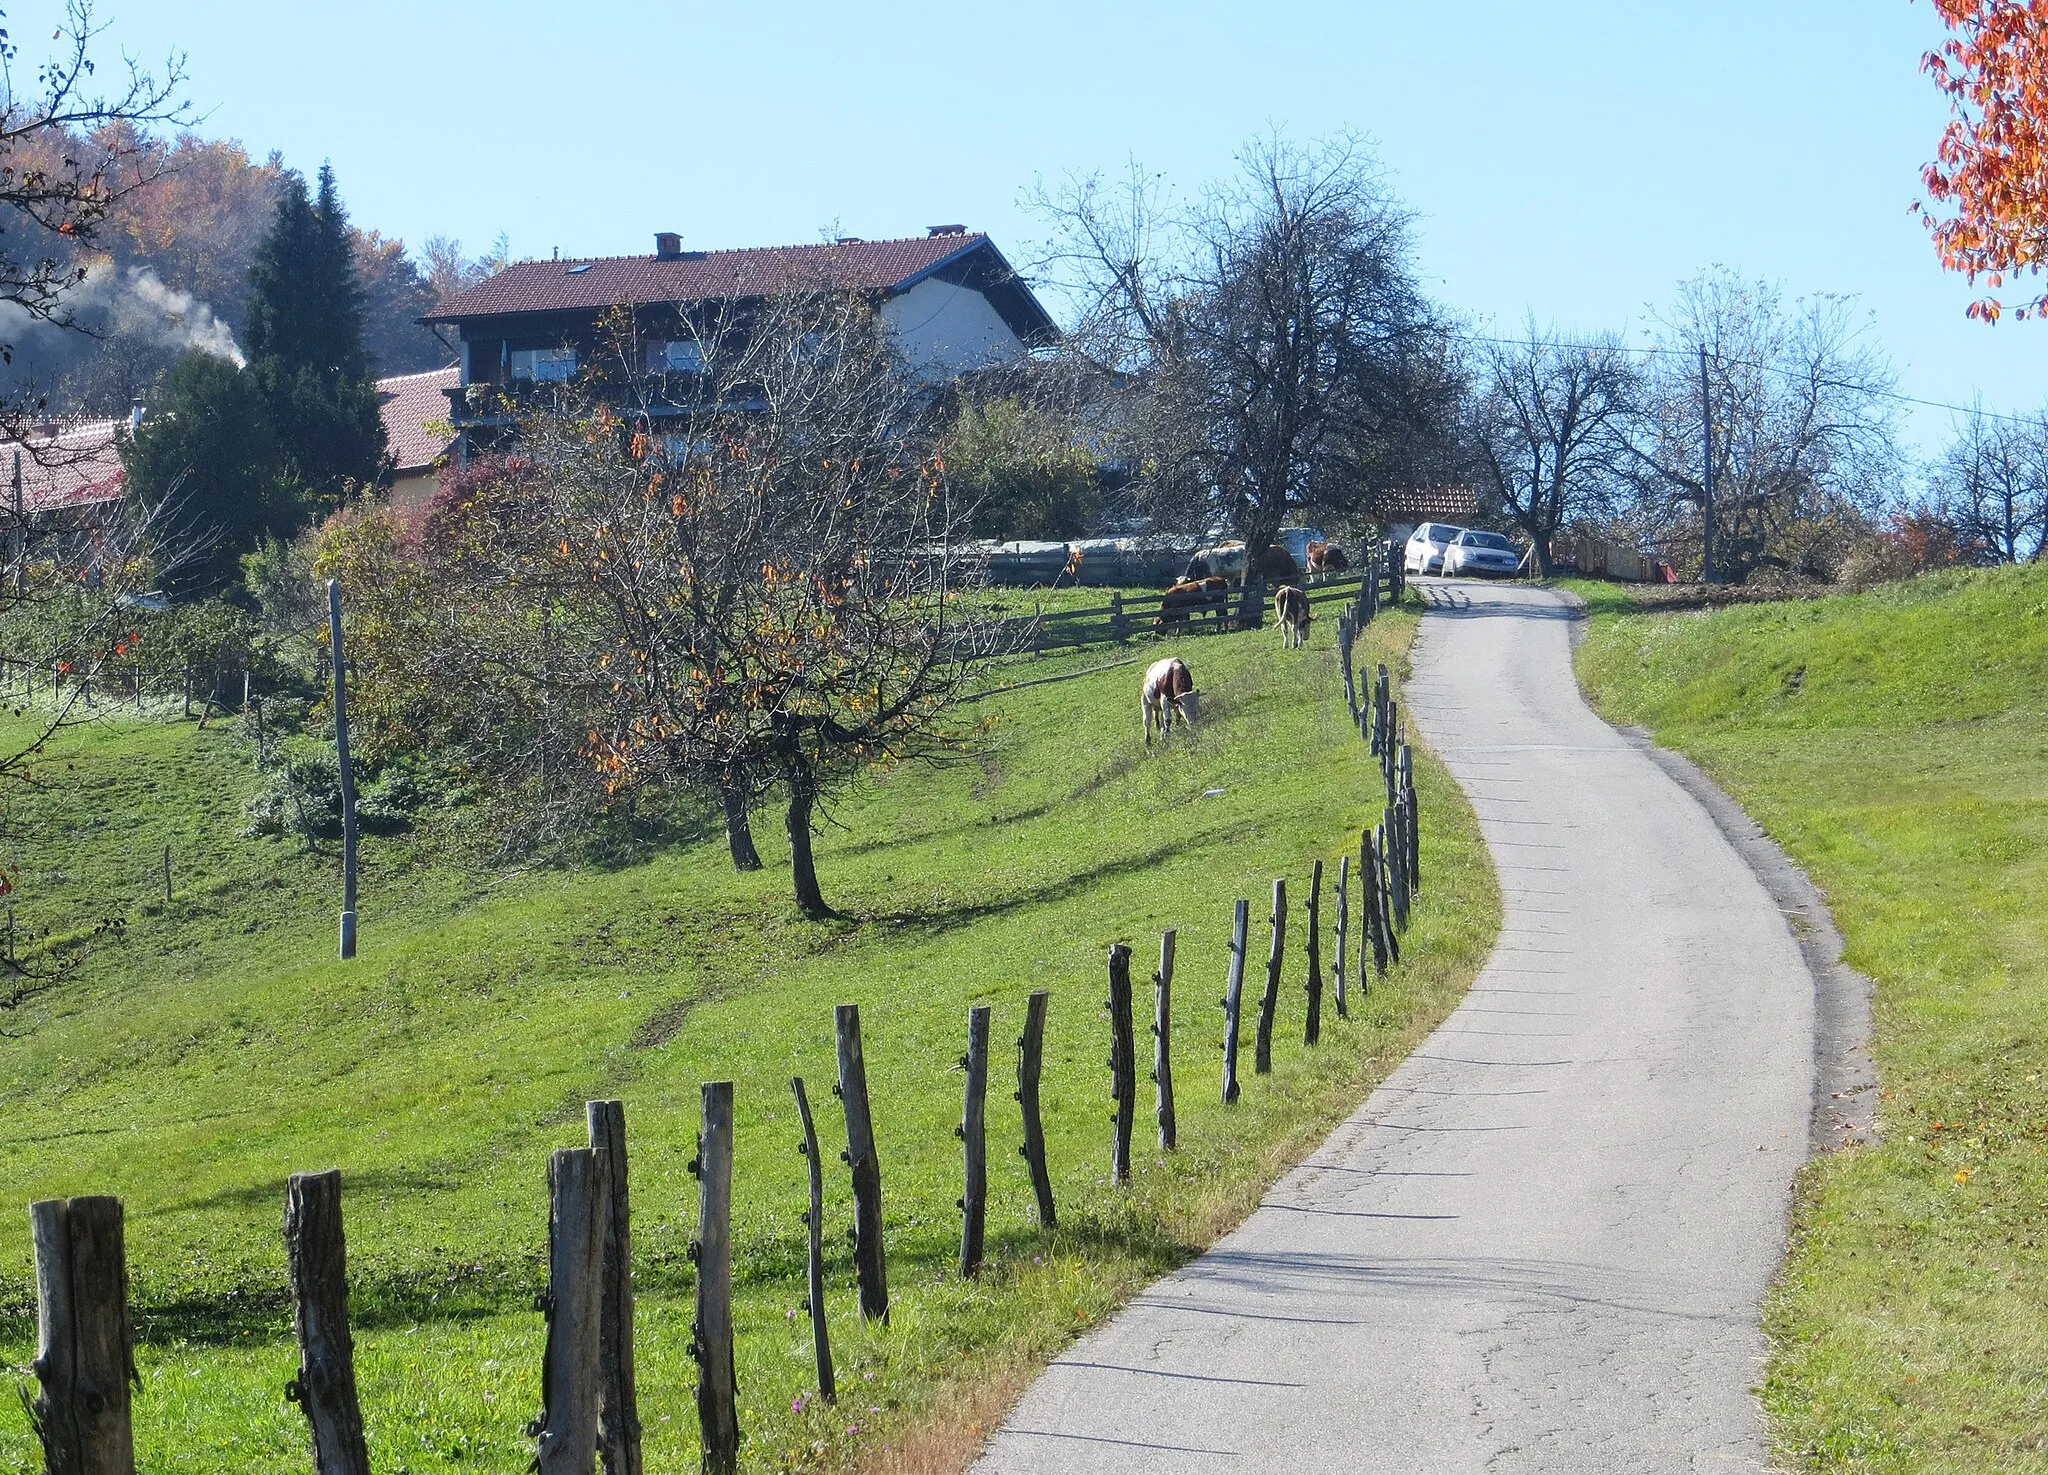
[{"xmin": 245, "ymin": 164, "xmax": 387, "ymax": 507}]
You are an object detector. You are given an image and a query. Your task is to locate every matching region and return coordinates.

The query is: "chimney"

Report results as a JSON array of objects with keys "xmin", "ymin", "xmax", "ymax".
[
  {"xmin": 129, "ymin": 403, "xmax": 144, "ymax": 433},
  {"xmin": 654, "ymin": 231, "xmax": 683, "ymax": 260},
  {"xmin": 926, "ymin": 224, "xmax": 966, "ymax": 237}
]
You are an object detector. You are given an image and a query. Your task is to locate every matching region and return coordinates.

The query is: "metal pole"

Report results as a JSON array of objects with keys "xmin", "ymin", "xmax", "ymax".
[
  {"xmin": 327, "ymin": 580, "xmax": 357, "ymax": 959},
  {"xmin": 1700, "ymin": 344, "xmax": 1716, "ymax": 585}
]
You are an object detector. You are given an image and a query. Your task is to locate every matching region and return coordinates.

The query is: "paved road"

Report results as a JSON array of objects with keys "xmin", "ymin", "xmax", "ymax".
[{"xmin": 973, "ymin": 580, "xmax": 1815, "ymax": 1475}]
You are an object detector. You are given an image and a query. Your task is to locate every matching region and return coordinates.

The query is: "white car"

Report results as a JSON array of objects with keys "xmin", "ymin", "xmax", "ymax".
[
  {"xmin": 1403, "ymin": 522, "xmax": 1464, "ymax": 575},
  {"xmin": 1441, "ymin": 529, "xmax": 1525, "ymax": 578}
]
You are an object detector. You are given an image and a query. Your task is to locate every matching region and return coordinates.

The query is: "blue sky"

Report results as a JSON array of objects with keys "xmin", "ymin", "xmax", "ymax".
[{"xmin": 22, "ymin": 0, "xmax": 2040, "ymax": 453}]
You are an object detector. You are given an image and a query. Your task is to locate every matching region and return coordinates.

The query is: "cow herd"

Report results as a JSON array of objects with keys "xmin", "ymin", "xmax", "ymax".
[{"xmin": 1141, "ymin": 582, "xmax": 1326, "ymax": 742}]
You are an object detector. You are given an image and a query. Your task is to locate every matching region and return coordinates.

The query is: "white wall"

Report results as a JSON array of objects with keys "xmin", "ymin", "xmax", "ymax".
[{"xmin": 879, "ymin": 276, "xmax": 1026, "ymax": 381}]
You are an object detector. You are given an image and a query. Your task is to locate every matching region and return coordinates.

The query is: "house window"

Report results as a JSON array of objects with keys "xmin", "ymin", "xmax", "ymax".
[
  {"xmin": 647, "ymin": 339, "xmax": 704, "ymax": 375},
  {"xmin": 510, "ymin": 347, "xmax": 577, "ymax": 383}
]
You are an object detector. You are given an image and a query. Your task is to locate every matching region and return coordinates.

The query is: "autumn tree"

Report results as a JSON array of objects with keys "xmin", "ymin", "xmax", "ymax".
[
  {"xmin": 1623, "ymin": 271, "xmax": 1900, "ymax": 583},
  {"xmin": 1465, "ymin": 324, "xmax": 1639, "ymax": 575},
  {"xmin": 1922, "ymin": 0, "xmax": 2048, "ymax": 320}
]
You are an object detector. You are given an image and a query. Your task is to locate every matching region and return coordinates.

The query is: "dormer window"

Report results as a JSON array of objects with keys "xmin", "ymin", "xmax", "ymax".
[
  {"xmin": 510, "ymin": 347, "xmax": 577, "ymax": 383},
  {"xmin": 647, "ymin": 339, "xmax": 704, "ymax": 375}
]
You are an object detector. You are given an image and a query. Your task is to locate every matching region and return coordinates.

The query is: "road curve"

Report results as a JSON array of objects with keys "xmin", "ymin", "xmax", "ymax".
[{"xmin": 972, "ymin": 580, "xmax": 1814, "ymax": 1474}]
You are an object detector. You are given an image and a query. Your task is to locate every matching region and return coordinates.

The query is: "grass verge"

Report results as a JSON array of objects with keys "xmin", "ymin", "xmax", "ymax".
[
  {"xmin": 1572, "ymin": 562, "xmax": 2048, "ymax": 1473},
  {"xmin": 0, "ymin": 607, "xmax": 1494, "ymax": 1474}
]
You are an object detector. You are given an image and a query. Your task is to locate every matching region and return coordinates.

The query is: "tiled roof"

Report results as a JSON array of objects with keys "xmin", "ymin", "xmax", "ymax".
[
  {"xmin": 1381, "ymin": 486, "xmax": 1479, "ymax": 523},
  {"xmin": 4, "ymin": 419, "xmax": 125, "ymax": 514},
  {"xmin": 377, "ymin": 365, "xmax": 459, "ymax": 473},
  {"xmin": 424, "ymin": 233, "xmax": 991, "ymax": 322}
]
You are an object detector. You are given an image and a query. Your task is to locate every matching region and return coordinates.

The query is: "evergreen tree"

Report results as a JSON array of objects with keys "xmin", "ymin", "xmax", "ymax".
[
  {"xmin": 121, "ymin": 352, "xmax": 294, "ymax": 593},
  {"xmin": 245, "ymin": 164, "xmax": 387, "ymax": 507}
]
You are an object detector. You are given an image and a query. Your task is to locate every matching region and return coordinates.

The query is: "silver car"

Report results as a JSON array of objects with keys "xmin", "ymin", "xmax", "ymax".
[
  {"xmin": 1403, "ymin": 522, "xmax": 1464, "ymax": 575},
  {"xmin": 1441, "ymin": 528, "xmax": 1524, "ymax": 578}
]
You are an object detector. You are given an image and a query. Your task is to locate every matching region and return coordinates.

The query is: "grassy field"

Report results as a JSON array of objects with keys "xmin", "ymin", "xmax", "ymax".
[
  {"xmin": 0, "ymin": 604, "xmax": 1495, "ymax": 1474},
  {"xmin": 1571, "ymin": 563, "xmax": 2048, "ymax": 1473}
]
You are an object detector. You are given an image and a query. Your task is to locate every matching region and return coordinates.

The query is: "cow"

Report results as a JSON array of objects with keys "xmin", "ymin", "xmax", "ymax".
[
  {"xmin": 1181, "ymin": 542, "xmax": 1247, "ymax": 582},
  {"xmin": 1275, "ymin": 584, "xmax": 1312, "ymax": 648},
  {"xmin": 1142, "ymin": 656, "xmax": 1200, "ymax": 743},
  {"xmin": 1153, "ymin": 575, "xmax": 1231, "ymax": 633},
  {"xmin": 1305, "ymin": 540, "xmax": 1348, "ymax": 577}
]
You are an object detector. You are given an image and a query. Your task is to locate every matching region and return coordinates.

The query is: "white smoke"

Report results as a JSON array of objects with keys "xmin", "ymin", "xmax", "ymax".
[
  {"xmin": 0, "ymin": 262, "xmax": 246, "ymax": 412},
  {"xmin": 99, "ymin": 265, "xmax": 245, "ymax": 367}
]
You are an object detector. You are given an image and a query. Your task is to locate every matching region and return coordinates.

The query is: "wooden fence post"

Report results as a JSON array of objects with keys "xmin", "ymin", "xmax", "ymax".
[
  {"xmin": 1221, "ymin": 899, "xmax": 1248, "ymax": 1104},
  {"xmin": 1110, "ymin": 590, "xmax": 1128, "ymax": 644},
  {"xmin": 1333, "ymin": 856, "xmax": 1350, "ymax": 1020},
  {"xmin": 327, "ymin": 580, "xmax": 358, "ymax": 961},
  {"xmin": 1360, "ymin": 831, "xmax": 1388, "ymax": 979},
  {"xmin": 1400, "ymin": 743, "xmax": 1419, "ymax": 892},
  {"xmin": 585, "ymin": 1101, "xmax": 641, "ymax": 1475},
  {"xmin": 534, "ymin": 1147, "xmax": 608, "ymax": 1475},
  {"xmin": 1384, "ymin": 806, "xmax": 1410, "ymax": 933},
  {"xmin": 833, "ymin": 1005, "xmax": 888, "ymax": 1322},
  {"xmin": 1107, "ymin": 945, "xmax": 1136, "ymax": 1185},
  {"xmin": 958, "ymin": 1005, "xmax": 990, "ymax": 1276},
  {"xmin": 789, "ymin": 1078, "xmax": 836, "ymax": 1403},
  {"xmin": 1153, "ymin": 930, "xmax": 1177, "ymax": 1150},
  {"xmin": 1016, "ymin": 990, "xmax": 1056, "ymax": 1227},
  {"xmin": 693, "ymin": 1083, "xmax": 739, "ymax": 1475},
  {"xmin": 283, "ymin": 1171, "xmax": 370, "ymax": 1475},
  {"xmin": 29, "ymin": 1195, "xmax": 135, "ymax": 1475},
  {"xmin": 1254, "ymin": 879, "xmax": 1286, "ymax": 1074},
  {"xmin": 1303, "ymin": 860, "xmax": 1324, "ymax": 1045}
]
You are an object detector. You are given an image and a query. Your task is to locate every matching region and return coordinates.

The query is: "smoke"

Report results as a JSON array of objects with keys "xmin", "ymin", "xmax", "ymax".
[{"xmin": 0, "ymin": 262, "xmax": 245, "ymax": 414}]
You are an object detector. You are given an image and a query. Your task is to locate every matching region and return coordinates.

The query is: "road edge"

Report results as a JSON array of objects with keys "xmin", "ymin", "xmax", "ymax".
[{"xmin": 1553, "ymin": 584, "xmax": 1878, "ymax": 1156}]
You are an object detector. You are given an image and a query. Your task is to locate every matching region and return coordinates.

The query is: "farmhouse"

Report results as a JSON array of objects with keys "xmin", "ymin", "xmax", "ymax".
[
  {"xmin": 376, "ymin": 364, "xmax": 460, "ymax": 510},
  {"xmin": 1, "ymin": 415, "xmax": 129, "ymax": 578},
  {"xmin": 420, "ymin": 227, "xmax": 1058, "ymax": 463}
]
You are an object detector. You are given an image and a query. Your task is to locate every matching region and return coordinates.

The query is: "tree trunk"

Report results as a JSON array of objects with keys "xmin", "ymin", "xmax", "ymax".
[
  {"xmin": 721, "ymin": 781, "xmax": 761, "ymax": 872},
  {"xmin": 1533, "ymin": 535, "xmax": 1554, "ymax": 577},
  {"xmin": 785, "ymin": 777, "xmax": 833, "ymax": 919}
]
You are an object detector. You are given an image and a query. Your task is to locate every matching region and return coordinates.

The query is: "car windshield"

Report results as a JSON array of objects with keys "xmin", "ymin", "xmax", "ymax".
[
  {"xmin": 1462, "ymin": 533, "xmax": 1515, "ymax": 551},
  {"xmin": 1426, "ymin": 526, "xmax": 1460, "ymax": 545}
]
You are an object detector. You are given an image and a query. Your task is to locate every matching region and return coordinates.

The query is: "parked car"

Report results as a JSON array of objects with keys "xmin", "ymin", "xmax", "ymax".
[
  {"xmin": 1441, "ymin": 528, "xmax": 1525, "ymax": 578},
  {"xmin": 1403, "ymin": 522, "xmax": 1465, "ymax": 575}
]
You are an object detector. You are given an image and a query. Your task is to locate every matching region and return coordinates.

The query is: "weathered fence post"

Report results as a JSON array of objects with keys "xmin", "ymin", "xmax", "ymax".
[
  {"xmin": 585, "ymin": 1101, "xmax": 641, "ymax": 1475},
  {"xmin": 958, "ymin": 1005, "xmax": 990, "ymax": 1276},
  {"xmin": 1221, "ymin": 899, "xmax": 1248, "ymax": 1104},
  {"xmin": 1110, "ymin": 590, "xmax": 1128, "ymax": 644},
  {"xmin": 1153, "ymin": 930, "xmax": 1177, "ymax": 1150},
  {"xmin": 789, "ymin": 1078, "xmax": 836, "ymax": 1403},
  {"xmin": 1381, "ymin": 825, "xmax": 1403, "ymax": 963},
  {"xmin": 1303, "ymin": 860, "xmax": 1324, "ymax": 1046},
  {"xmin": 283, "ymin": 1171, "xmax": 370, "ymax": 1475},
  {"xmin": 1107, "ymin": 944, "xmax": 1136, "ymax": 1185},
  {"xmin": 1333, "ymin": 855, "xmax": 1350, "ymax": 1020},
  {"xmin": 693, "ymin": 1083, "xmax": 739, "ymax": 1475},
  {"xmin": 1385, "ymin": 805, "xmax": 1411, "ymax": 933},
  {"xmin": 833, "ymin": 1005, "xmax": 888, "ymax": 1322},
  {"xmin": 1360, "ymin": 830, "xmax": 1389, "ymax": 979},
  {"xmin": 1400, "ymin": 743, "xmax": 1419, "ymax": 892},
  {"xmin": 534, "ymin": 1147, "xmax": 608, "ymax": 1475},
  {"xmin": 1016, "ymin": 990, "xmax": 1056, "ymax": 1227},
  {"xmin": 1254, "ymin": 879, "xmax": 1286, "ymax": 1073},
  {"xmin": 29, "ymin": 1195, "xmax": 136, "ymax": 1475},
  {"xmin": 327, "ymin": 579, "xmax": 358, "ymax": 961}
]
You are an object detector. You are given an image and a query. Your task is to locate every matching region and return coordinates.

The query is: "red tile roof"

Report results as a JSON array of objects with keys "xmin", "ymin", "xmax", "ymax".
[
  {"xmin": 4, "ymin": 419, "xmax": 125, "ymax": 514},
  {"xmin": 377, "ymin": 365, "xmax": 459, "ymax": 473},
  {"xmin": 424, "ymin": 233, "xmax": 992, "ymax": 322},
  {"xmin": 1381, "ymin": 486, "xmax": 1479, "ymax": 523}
]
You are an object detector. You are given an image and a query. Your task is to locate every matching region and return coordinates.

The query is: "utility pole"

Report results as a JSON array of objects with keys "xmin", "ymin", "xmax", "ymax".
[
  {"xmin": 1700, "ymin": 344, "xmax": 1716, "ymax": 585},
  {"xmin": 328, "ymin": 579, "xmax": 358, "ymax": 960}
]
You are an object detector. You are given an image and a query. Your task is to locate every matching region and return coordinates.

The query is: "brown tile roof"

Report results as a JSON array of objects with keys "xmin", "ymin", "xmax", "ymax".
[
  {"xmin": 4, "ymin": 418, "xmax": 125, "ymax": 514},
  {"xmin": 377, "ymin": 365, "xmax": 459, "ymax": 473},
  {"xmin": 424, "ymin": 233, "xmax": 993, "ymax": 322},
  {"xmin": 1381, "ymin": 486, "xmax": 1479, "ymax": 523}
]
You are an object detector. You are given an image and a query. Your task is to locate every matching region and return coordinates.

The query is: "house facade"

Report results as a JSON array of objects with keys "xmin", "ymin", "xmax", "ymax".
[{"xmin": 421, "ymin": 227, "xmax": 1057, "ymax": 461}]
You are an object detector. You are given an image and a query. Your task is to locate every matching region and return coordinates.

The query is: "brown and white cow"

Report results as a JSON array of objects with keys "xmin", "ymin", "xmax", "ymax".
[
  {"xmin": 1153, "ymin": 575, "xmax": 1230, "ymax": 633},
  {"xmin": 1274, "ymin": 584, "xmax": 1312, "ymax": 648},
  {"xmin": 1142, "ymin": 656, "xmax": 1200, "ymax": 743},
  {"xmin": 1305, "ymin": 540, "xmax": 1348, "ymax": 577}
]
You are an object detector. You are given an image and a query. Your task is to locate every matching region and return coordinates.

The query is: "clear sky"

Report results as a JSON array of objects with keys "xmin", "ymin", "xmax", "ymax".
[{"xmin": 21, "ymin": 0, "xmax": 2040, "ymax": 454}]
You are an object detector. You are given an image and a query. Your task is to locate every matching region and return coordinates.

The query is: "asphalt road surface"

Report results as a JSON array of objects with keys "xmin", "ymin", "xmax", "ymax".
[{"xmin": 972, "ymin": 579, "xmax": 1815, "ymax": 1475}]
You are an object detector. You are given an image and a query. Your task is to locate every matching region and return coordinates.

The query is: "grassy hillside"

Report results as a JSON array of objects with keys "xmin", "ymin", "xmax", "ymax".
[
  {"xmin": 0, "ymin": 609, "xmax": 1496, "ymax": 1474},
  {"xmin": 1573, "ymin": 564, "xmax": 2048, "ymax": 1473}
]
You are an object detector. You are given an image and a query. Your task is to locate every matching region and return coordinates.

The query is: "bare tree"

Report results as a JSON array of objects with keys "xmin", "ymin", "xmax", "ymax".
[
  {"xmin": 1929, "ymin": 406, "xmax": 2048, "ymax": 563},
  {"xmin": 1625, "ymin": 271, "xmax": 1901, "ymax": 583},
  {"xmin": 1466, "ymin": 323, "xmax": 1639, "ymax": 575},
  {"xmin": 1032, "ymin": 134, "xmax": 1459, "ymax": 565}
]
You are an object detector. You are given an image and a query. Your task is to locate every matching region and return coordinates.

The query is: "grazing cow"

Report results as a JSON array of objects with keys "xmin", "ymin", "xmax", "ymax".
[
  {"xmin": 1142, "ymin": 656, "xmax": 1200, "ymax": 743},
  {"xmin": 1305, "ymin": 540, "xmax": 1348, "ymax": 577},
  {"xmin": 1275, "ymin": 584, "xmax": 1312, "ymax": 648},
  {"xmin": 1153, "ymin": 575, "xmax": 1231, "ymax": 633}
]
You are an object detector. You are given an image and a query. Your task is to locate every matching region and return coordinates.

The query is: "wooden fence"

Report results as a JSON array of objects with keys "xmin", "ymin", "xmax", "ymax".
[{"xmin": 18, "ymin": 569, "xmax": 1429, "ymax": 1475}]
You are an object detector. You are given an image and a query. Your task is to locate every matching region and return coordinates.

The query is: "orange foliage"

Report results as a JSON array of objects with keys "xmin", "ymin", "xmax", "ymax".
[{"xmin": 1921, "ymin": 0, "xmax": 2048, "ymax": 320}]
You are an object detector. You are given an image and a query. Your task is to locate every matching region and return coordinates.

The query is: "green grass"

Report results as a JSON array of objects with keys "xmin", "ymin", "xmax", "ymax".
[
  {"xmin": 0, "ymin": 611, "xmax": 1495, "ymax": 1474},
  {"xmin": 1573, "ymin": 562, "xmax": 2048, "ymax": 1473}
]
